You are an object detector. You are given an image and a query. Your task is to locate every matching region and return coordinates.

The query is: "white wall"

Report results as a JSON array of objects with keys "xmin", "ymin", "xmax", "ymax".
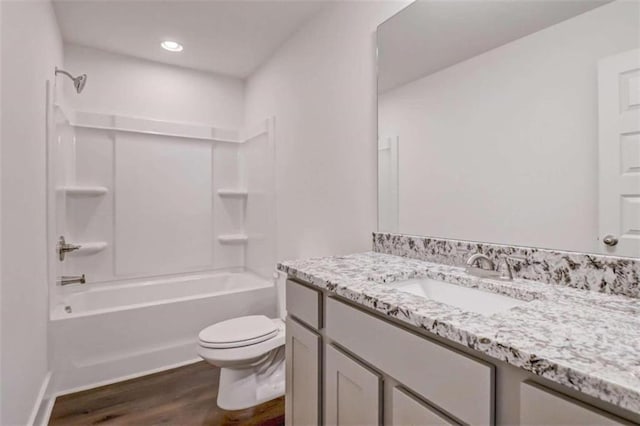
[
  {"xmin": 0, "ymin": 0, "xmax": 64, "ymax": 423},
  {"xmin": 64, "ymin": 44, "xmax": 244, "ymax": 128},
  {"xmin": 244, "ymin": 1, "xmax": 409, "ymax": 261},
  {"xmin": 379, "ymin": 1, "xmax": 639, "ymax": 253}
]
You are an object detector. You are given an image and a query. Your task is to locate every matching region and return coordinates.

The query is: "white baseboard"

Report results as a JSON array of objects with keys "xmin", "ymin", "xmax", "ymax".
[{"xmin": 28, "ymin": 371, "xmax": 54, "ymax": 426}]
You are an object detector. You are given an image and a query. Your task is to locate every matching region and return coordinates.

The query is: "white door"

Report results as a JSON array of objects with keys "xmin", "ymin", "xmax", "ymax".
[{"xmin": 598, "ymin": 48, "xmax": 640, "ymax": 257}]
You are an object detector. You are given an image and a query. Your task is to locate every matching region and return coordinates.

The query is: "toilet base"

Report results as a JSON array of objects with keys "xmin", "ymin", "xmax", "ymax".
[{"xmin": 216, "ymin": 346, "xmax": 285, "ymax": 410}]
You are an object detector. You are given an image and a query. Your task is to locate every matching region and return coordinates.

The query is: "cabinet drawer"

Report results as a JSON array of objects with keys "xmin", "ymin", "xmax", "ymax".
[
  {"xmin": 392, "ymin": 387, "xmax": 459, "ymax": 426},
  {"xmin": 325, "ymin": 344, "xmax": 382, "ymax": 426},
  {"xmin": 286, "ymin": 279, "xmax": 322, "ymax": 329},
  {"xmin": 520, "ymin": 381, "xmax": 628, "ymax": 425},
  {"xmin": 326, "ymin": 297, "xmax": 494, "ymax": 425}
]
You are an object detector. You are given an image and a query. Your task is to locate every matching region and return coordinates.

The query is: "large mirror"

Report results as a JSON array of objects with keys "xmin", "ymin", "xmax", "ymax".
[{"xmin": 377, "ymin": 0, "xmax": 640, "ymax": 258}]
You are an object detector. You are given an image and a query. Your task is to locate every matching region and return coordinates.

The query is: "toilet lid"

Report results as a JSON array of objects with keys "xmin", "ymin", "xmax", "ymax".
[{"xmin": 199, "ymin": 315, "xmax": 278, "ymax": 348}]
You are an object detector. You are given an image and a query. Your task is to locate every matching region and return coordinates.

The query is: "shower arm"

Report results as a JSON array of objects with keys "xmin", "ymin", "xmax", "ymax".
[{"xmin": 55, "ymin": 67, "xmax": 74, "ymax": 79}]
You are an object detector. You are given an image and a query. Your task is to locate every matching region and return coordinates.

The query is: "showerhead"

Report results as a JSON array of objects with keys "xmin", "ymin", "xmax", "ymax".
[
  {"xmin": 74, "ymin": 74, "xmax": 87, "ymax": 93},
  {"xmin": 55, "ymin": 67, "xmax": 87, "ymax": 94}
]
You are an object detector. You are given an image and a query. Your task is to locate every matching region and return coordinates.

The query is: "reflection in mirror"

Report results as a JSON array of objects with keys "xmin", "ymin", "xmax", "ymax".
[
  {"xmin": 377, "ymin": 0, "xmax": 640, "ymax": 258},
  {"xmin": 378, "ymin": 135, "xmax": 400, "ymax": 233}
]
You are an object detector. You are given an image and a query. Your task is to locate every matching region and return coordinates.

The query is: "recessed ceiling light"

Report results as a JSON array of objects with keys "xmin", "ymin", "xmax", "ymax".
[{"xmin": 161, "ymin": 40, "xmax": 183, "ymax": 52}]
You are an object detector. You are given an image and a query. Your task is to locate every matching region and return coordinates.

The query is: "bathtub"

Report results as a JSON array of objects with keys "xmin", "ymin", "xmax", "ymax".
[{"xmin": 50, "ymin": 271, "xmax": 276, "ymax": 394}]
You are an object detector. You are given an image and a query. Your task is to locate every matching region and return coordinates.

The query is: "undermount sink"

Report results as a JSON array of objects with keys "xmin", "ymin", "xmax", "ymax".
[{"xmin": 394, "ymin": 278, "xmax": 528, "ymax": 315}]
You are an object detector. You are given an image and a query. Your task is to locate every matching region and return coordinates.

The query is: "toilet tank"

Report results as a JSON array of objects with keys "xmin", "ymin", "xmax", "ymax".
[{"xmin": 275, "ymin": 270, "xmax": 287, "ymax": 320}]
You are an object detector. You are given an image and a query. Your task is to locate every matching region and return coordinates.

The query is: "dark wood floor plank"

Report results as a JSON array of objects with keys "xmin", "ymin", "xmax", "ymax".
[{"xmin": 49, "ymin": 362, "xmax": 284, "ymax": 426}]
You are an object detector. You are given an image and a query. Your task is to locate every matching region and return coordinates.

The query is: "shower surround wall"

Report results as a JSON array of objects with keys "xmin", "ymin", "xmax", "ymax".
[
  {"xmin": 56, "ymin": 121, "xmax": 250, "ymax": 284},
  {"xmin": 50, "ymin": 45, "xmax": 277, "ymax": 393},
  {"xmin": 58, "ymin": 45, "xmax": 256, "ymax": 284}
]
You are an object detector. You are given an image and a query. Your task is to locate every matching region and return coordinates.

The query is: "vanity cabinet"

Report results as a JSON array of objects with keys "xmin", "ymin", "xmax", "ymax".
[
  {"xmin": 284, "ymin": 279, "xmax": 636, "ymax": 425},
  {"xmin": 325, "ymin": 344, "xmax": 382, "ymax": 425}
]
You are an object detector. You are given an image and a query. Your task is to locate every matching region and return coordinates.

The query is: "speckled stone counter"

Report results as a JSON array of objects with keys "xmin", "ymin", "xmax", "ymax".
[{"xmin": 277, "ymin": 252, "xmax": 640, "ymax": 415}]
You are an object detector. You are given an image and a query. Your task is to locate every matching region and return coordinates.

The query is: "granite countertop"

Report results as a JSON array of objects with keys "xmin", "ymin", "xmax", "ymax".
[{"xmin": 277, "ymin": 251, "xmax": 640, "ymax": 414}]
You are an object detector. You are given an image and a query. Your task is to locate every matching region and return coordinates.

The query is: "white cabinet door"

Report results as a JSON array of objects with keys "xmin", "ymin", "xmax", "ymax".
[
  {"xmin": 325, "ymin": 344, "xmax": 382, "ymax": 426},
  {"xmin": 392, "ymin": 387, "xmax": 459, "ymax": 426},
  {"xmin": 286, "ymin": 317, "xmax": 320, "ymax": 426},
  {"xmin": 598, "ymin": 48, "xmax": 640, "ymax": 257},
  {"xmin": 520, "ymin": 382, "xmax": 626, "ymax": 426}
]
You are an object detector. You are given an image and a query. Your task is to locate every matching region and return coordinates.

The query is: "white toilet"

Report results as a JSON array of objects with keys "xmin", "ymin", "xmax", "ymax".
[{"xmin": 197, "ymin": 273, "xmax": 286, "ymax": 410}]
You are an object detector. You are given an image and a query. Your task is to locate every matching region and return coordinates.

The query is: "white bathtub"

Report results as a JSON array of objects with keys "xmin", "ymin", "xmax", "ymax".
[{"xmin": 50, "ymin": 271, "xmax": 276, "ymax": 394}]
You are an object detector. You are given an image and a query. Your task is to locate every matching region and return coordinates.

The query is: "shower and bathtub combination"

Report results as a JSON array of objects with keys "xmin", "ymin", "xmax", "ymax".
[{"xmin": 47, "ymin": 68, "xmax": 279, "ymax": 395}]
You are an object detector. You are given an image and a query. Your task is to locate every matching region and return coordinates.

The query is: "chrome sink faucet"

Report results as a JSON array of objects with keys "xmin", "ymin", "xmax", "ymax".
[
  {"xmin": 465, "ymin": 253, "xmax": 500, "ymax": 279},
  {"xmin": 465, "ymin": 252, "xmax": 523, "ymax": 281},
  {"xmin": 466, "ymin": 253, "xmax": 495, "ymax": 270}
]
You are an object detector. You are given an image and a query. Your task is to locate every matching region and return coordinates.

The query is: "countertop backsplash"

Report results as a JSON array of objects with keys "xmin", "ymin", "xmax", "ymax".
[{"xmin": 373, "ymin": 232, "xmax": 640, "ymax": 298}]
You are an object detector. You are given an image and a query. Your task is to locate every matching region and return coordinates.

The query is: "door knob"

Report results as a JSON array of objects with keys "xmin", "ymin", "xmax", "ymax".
[{"xmin": 603, "ymin": 235, "xmax": 618, "ymax": 247}]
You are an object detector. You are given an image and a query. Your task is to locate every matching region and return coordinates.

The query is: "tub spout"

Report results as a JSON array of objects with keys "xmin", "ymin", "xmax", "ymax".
[{"xmin": 59, "ymin": 274, "xmax": 86, "ymax": 286}]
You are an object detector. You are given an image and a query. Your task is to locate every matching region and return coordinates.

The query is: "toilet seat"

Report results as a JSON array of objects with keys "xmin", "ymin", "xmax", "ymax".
[
  {"xmin": 198, "ymin": 315, "xmax": 279, "ymax": 349},
  {"xmin": 198, "ymin": 318, "xmax": 285, "ymax": 365}
]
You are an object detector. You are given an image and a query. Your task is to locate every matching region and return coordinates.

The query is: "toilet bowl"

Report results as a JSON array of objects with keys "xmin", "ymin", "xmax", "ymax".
[{"xmin": 198, "ymin": 273, "xmax": 287, "ymax": 410}]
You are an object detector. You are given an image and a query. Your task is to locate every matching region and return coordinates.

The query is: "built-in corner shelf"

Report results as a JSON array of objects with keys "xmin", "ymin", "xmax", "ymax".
[
  {"xmin": 58, "ymin": 186, "xmax": 108, "ymax": 197},
  {"xmin": 218, "ymin": 234, "xmax": 248, "ymax": 244},
  {"xmin": 217, "ymin": 189, "xmax": 248, "ymax": 198},
  {"xmin": 72, "ymin": 242, "xmax": 108, "ymax": 256}
]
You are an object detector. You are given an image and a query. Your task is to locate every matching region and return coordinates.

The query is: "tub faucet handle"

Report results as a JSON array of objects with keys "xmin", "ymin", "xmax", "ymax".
[
  {"xmin": 58, "ymin": 236, "xmax": 81, "ymax": 261},
  {"xmin": 501, "ymin": 257, "xmax": 514, "ymax": 281},
  {"xmin": 500, "ymin": 255, "xmax": 526, "ymax": 281}
]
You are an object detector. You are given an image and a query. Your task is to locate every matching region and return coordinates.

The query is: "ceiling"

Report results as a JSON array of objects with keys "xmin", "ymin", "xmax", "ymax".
[
  {"xmin": 53, "ymin": 0, "xmax": 328, "ymax": 79},
  {"xmin": 378, "ymin": 0, "xmax": 612, "ymax": 92}
]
